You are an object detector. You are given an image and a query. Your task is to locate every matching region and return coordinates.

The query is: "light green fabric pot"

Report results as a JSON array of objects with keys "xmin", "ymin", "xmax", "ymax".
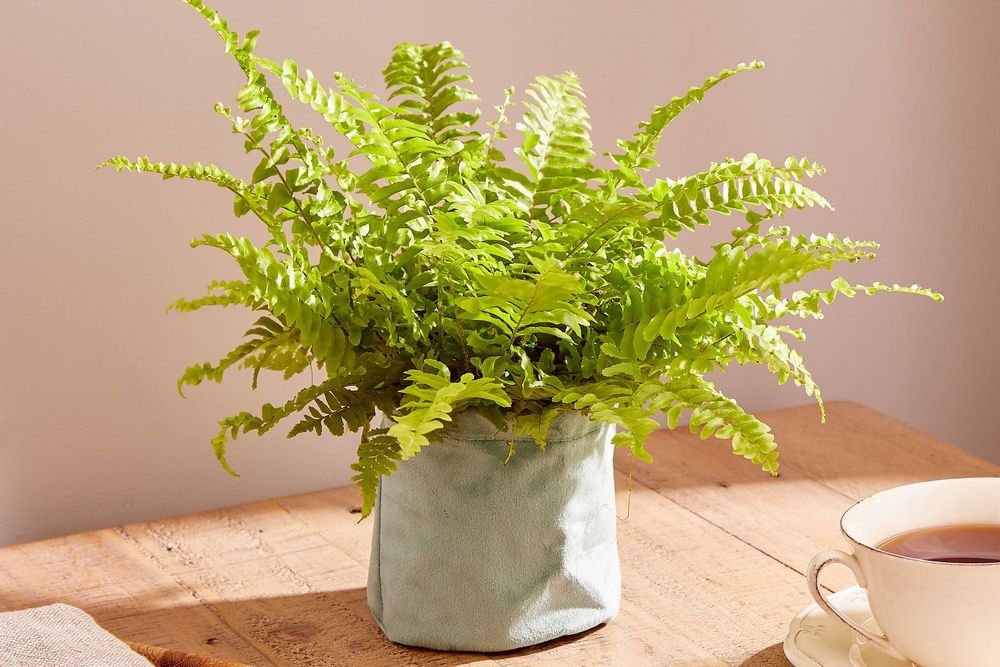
[{"xmin": 367, "ymin": 410, "xmax": 620, "ymax": 652}]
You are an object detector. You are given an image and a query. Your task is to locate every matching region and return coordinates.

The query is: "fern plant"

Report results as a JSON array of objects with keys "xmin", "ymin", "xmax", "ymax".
[{"xmin": 102, "ymin": 0, "xmax": 940, "ymax": 517}]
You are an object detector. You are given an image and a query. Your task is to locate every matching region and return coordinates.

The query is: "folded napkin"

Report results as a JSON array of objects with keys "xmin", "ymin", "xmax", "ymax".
[
  {"xmin": 0, "ymin": 603, "xmax": 152, "ymax": 666},
  {"xmin": 0, "ymin": 604, "xmax": 250, "ymax": 667}
]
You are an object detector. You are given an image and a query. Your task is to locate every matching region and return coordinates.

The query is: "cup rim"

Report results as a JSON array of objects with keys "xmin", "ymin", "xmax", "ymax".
[{"xmin": 840, "ymin": 477, "xmax": 1000, "ymax": 567}]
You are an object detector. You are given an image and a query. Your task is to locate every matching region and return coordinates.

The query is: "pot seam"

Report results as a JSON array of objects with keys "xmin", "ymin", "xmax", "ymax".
[{"xmin": 435, "ymin": 424, "xmax": 605, "ymax": 445}]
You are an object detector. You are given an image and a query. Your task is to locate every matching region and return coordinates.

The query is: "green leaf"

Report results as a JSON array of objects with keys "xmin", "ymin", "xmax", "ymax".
[{"xmin": 266, "ymin": 183, "xmax": 292, "ymax": 213}]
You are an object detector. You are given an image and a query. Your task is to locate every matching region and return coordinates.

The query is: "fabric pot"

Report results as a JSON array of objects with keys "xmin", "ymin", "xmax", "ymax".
[{"xmin": 367, "ymin": 410, "xmax": 620, "ymax": 652}]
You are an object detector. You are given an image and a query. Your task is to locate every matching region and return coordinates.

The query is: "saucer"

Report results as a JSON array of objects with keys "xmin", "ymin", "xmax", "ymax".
[{"xmin": 784, "ymin": 586, "xmax": 914, "ymax": 667}]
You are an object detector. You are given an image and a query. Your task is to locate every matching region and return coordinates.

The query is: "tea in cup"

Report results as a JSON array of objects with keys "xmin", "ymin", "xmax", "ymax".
[{"xmin": 807, "ymin": 477, "xmax": 1000, "ymax": 667}]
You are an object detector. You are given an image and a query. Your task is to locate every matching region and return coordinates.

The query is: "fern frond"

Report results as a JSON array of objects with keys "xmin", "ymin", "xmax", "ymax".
[
  {"xmin": 473, "ymin": 86, "xmax": 516, "ymax": 183},
  {"xmin": 181, "ymin": 2, "xmax": 357, "ymax": 258},
  {"xmin": 515, "ymin": 73, "xmax": 594, "ymax": 218},
  {"xmin": 558, "ymin": 200, "xmax": 652, "ymax": 261},
  {"xmin": 457, "ymin": 257, "xmax": 591, "ymax": 347},
  {"xmin": 647, "ymin": 153, "xmax": 832, "ymax": 237},
  {"xmin": 383, "ymin": 42, "xmax": 480, "ymax": 142},
  {"xmin": 99, "ymin": 156, "xmax": 292, "ymax": 243},
  {"xmin": 320, "ymin": 74, "xmax": 461, "ymax": 233},
  {"xmin": 760, "ymin": 277, "xmax": 944, "ymax": 320},
  {"xmin": 286, "ymin": 385, "xmax": 374, "ymax": 438},
  {"xmin": 211, "ymin": 375, "xmax": 368, "ymax": 474},
  {"xmin": 659, "ymin": 375, "xmax": 779, "ymax": 472},
  {"xmin": 611, "ymin": 61, "xmax": 764, "ymax": 186},
  {"xmin": 513, "ymin": 406, "xmax": 565, "ymax": 446},
  {"xmin": 736, "ymin": 321, "xmax": 825, "ymax": 420},
  {"xmin": 258, "ymin": 58, "xmax": 357, "ymax": 137},
  {"xmin": 642, "ymin": 231, "xmax": 878, "ymax": 344},
  {"xmin": 167, "ymin": 280, "xmax": 260, "ymax": 313},
  {"xmin": 351, "ymin": 428, "xmax": 402, "ymax": 518},
  {"xmin": 389, "ymin": 360, "xmax": 511, "ymax": 458},
  {"xmin": 177, "ymin": 316, "xmax": 293, "ymax": 395},
  {"xmin": 553, "ymin": 378, "xmax": 661, "ymax": 461},
  {"xmin": 191, "ymin": 234, "xmax": 352, "ymax": 373}
]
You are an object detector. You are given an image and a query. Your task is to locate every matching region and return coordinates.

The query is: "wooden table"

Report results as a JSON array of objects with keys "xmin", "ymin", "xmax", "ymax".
[{"xmin": 1, "ymin": 402, "xmax": 995, "ymax": 666}]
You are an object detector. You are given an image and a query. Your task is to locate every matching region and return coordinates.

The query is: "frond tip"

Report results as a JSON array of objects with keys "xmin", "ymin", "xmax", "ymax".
[
  {"xmin": 515, "ymin": 73, "xmax": 595, "ymax": 218},
  {"xmin": 383, "ymin": 41, "xmax": 481, "ymax": 142},
  {"xmin": 611, "ymin": 61, "xmax": 765, "ymax": 185},
  {"xmin": 352, "ymin": 429, "xmax": 402, "ymax": 518}
]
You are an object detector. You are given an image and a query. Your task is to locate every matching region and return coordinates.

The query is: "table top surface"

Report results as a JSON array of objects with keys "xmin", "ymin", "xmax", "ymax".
[{"xmin": 1, "ymin": 401, "xmax": 996, "ymax": 666}]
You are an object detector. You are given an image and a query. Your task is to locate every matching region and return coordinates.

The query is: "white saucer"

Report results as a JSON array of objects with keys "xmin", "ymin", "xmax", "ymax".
[{"xmin": 784, "ymin": 586, "xmax": 914, "ymax": 667}]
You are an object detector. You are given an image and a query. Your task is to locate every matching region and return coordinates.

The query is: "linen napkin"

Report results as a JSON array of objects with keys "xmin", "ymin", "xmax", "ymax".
[{"xmin": 0, "ymin": 603, "xmax": 152, "ymax": 666}]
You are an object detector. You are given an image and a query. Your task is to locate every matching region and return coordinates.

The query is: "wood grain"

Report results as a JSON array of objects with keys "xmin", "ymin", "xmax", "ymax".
[{"xmin": 0, "ymin": 401, "xmax": 995, "ymax": 666}]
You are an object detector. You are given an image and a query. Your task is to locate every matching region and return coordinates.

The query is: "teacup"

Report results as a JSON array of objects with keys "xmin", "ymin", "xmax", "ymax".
[{"xmin": 807, "ymin": 477, "xmax": 1000, "ymax": 667}]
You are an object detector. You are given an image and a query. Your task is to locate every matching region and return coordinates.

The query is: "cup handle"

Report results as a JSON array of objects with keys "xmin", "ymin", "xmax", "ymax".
[{"xmin": 806, "ymin": 550, "xmax": 908, "ymax": 661}]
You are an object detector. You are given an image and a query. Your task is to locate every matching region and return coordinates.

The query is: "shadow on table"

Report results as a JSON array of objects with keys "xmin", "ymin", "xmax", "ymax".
[
  {"xmin": 117, "ymin": 574, "xmax": 793, "ymax": 666},
  {"xmin": 738, "ymin": 642, "xmax": 791, "ymax": 667},
  {"xmin": 120, "ymin": 586, "xmax": 619, "ymax": 666}
]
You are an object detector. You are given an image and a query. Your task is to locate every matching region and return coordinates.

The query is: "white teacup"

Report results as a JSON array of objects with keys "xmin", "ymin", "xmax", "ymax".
[{"xmin": 807, "ymin": 477, "xmax": 1000, "ymax": 667}]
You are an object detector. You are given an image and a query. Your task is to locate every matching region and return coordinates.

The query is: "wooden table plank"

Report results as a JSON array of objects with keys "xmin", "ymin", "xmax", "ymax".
[
  {"xmin": 106, "ymin": 470, "xmax": 809, "ymax": 666},
  {"xmin": 119, "ymin": 509, "xmax": 484, "ymax": 667},
  {"xmin": 619, "ymin": 425, "xmax": 857, "ymax": 591},
  {"xmin": 626, "ymin": 401, "xmax": 999, "ymax": 591},
  {"xmin": 770, "ymin": 401, "xmax": 997, "ymax": 499},
  {"xmin": 0, "ymin": 401, "xmax": 994, "ymax": 666},
  {"xmin": 0, "ymin": 530, "xmax": 271, "ymax": 665}
]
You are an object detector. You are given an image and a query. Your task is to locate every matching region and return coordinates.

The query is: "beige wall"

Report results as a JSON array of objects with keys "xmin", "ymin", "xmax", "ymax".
[{"xmin": 2, "ymin": 1, "xmax": 997, "ymax": 546}]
